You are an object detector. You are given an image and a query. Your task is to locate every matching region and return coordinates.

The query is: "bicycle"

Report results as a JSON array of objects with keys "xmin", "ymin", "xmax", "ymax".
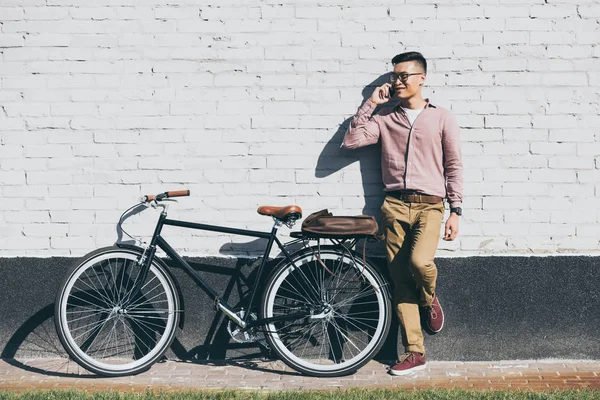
[{"xmin": 54, "ymin": 190, "xmax": 392, "ymax": 377}]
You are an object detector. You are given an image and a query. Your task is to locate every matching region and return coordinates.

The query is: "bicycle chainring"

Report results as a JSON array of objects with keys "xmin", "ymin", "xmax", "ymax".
[{"xmin": 227, "ymin": 309, "xmax": 263, "ymax": 344}]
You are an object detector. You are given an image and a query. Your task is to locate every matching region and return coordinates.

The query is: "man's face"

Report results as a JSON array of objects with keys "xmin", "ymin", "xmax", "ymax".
[{"xmin": 390, "ymin": 61, "xmax": 426, "ymax": 99}]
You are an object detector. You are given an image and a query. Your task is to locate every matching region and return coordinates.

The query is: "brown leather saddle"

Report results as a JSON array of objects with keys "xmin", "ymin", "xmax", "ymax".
[{"xmin": 257, "ymin": 205, "xmax": 303, "ymax": 222}]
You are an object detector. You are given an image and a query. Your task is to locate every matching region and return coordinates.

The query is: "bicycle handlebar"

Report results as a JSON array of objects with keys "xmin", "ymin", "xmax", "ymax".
[{"xmin": 142, "ymin": 190, "xmax": 190, "ymax": 203}]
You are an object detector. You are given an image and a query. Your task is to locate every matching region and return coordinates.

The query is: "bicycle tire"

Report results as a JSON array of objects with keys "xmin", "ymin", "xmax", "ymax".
[
  {"xmin": 260, "ymin": 246, "xmax": 391, "ymax": 377},
  {"xmin": 54, "ymin": 246, "xmax": 180, "ymax": 376}
]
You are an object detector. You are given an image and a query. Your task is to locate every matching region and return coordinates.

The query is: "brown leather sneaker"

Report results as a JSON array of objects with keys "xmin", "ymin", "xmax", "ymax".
[
  {"xmin": 422, "ymin": 294, "xmax": 444, "ymax": 334},
  {"xmin": 389, "ymin": 352, "xmax": 426, "ymax": 376}
]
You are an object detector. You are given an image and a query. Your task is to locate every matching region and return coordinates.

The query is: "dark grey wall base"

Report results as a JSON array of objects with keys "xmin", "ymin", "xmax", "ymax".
[{"xmin": 1, "ymin": 255, "xmax": 599, "ymax": 363}]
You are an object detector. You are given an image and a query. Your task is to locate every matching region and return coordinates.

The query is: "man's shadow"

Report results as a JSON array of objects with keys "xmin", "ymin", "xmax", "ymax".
[
  {"xmin": 314, "ymin": 72, "xmax": 401, "ymax": 361},
  {"xmin": 315, "ymin": 73, "xmax": 398, "ymax": 238}
]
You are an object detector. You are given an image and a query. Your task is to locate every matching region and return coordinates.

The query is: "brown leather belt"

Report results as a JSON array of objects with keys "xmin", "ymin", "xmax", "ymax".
[{"xmin": 387, "ymin": 191, "xmax": 443, "ymax": 204}]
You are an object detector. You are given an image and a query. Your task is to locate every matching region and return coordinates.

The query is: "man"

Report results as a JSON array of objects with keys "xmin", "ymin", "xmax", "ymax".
[{"xmin": 342, "ymin": 51, "xmax": 463, "ymax": 375}]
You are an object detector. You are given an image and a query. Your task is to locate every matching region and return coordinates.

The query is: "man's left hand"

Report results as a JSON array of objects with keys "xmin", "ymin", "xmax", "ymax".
[{"xmin": 443, "ymin": 214, "xmax": 459, "ymax": 241}]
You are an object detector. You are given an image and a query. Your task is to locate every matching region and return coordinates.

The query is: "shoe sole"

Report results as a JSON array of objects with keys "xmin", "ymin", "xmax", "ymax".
[
  {"xmin": 425, "ymin": 300, "xmax": 445, "ymax": 334},
  {"xmin": 389, "ymin": 364, "xmax": 426, "ymax": 376}
]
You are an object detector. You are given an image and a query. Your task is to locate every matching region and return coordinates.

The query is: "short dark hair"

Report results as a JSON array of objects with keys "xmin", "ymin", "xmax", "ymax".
[{"xmin": 391, "ymin": 52, "xmax": 427, "ymax": 74}]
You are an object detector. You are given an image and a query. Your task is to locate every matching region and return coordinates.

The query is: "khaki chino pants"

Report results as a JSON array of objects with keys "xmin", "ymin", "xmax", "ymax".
[{"xmin": 380, "ymin": 195, "xmax": 445, "ymax": 355}]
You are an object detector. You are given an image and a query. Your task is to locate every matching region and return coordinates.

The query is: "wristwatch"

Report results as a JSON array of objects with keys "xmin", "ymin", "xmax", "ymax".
[{"xmin": 450, "ymin": 207, "xmax": 462, "ymax": 216}]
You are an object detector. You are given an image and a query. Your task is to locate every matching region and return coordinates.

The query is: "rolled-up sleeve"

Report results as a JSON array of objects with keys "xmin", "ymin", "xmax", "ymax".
[
  {"xmin": 441, "ymin": 112, "xmax": 463, "ymax": 209},
  {"xmin": 342, "ymin": 100, "xmax": 381, "ymax": 149}
]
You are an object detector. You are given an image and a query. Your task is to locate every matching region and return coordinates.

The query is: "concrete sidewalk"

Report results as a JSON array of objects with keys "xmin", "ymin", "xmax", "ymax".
[{"xmin": 0, "ymin": 358, "xmax": 599, "ymax": 392}]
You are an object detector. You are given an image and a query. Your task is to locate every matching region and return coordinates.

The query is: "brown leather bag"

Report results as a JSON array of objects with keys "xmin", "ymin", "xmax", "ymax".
[{"xmin": 301, "ymin": 209, "xmax": 383, "ymax": 240}]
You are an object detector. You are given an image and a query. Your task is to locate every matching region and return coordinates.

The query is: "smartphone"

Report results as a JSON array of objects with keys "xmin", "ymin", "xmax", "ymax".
[{"xmin": 388, "ymin": 86, "xmax": 395, "ymax": 98}]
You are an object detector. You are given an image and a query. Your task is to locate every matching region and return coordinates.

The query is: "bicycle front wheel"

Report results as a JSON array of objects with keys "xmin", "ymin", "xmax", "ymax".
[
  {"xmin": 55, "ymin": 247, "xmax": 180, "ymax": 376},
  {"xmin": 260, "ymin": 246, "xmax": 392, "ymax": 377}
]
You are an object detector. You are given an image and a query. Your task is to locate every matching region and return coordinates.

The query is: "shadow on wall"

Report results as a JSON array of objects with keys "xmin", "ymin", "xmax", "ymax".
[
  {"xmin": 4, "ymin": 255, "xmax": 600, "ymax": 376},
  {"xmin": 314, "ymin": 73, "xmax": 397, "ymax": 256},
  {"xmin": 214, "ymin": 74, "xmax": 397, "ymax": 258}
]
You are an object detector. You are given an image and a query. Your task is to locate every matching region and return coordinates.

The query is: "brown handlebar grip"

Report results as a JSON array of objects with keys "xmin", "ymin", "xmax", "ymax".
[
  {"xmin": 145, "ymin": 195, "xmax": 155, "ymax": 201},
  {"xmin": 166, "ymin": 190, "xmax": 190, "ymax": 198}
]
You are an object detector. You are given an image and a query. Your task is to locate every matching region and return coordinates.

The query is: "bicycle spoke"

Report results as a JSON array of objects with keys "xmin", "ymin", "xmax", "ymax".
[
  {"xmin": 297, "ymin": 320, "xmax": 323, "ymax": 360},
  {"xmin": 317, "ymin": 320, "xmax": 327, "ymax": 363},
  {"xmin": 324, "ymin": 321, "xmax": 338, "ymax": 364},
  {"xmin": 329, "ymin": 317, "xmax": 363, "ymax": 353},
  {"xmin": 332, "ymin": 285, "xmax": 376, "ymax": 309},
  {"xmin": 273, "ymin": 320, "xmax": 320, "ymax": 343},
  {"xmin": 79, "ymin": 269, "xmax": 111, "ymax": 306},
  {"xmin": 74, "ymin": 314, "xmax": 112, "ymax": 351},
  {"xmin": 284, "ymin": 321, "xmax": 321, "ymax": 350},
  {"xmin": 127, "ymin": 290, "xmax": 167, "ymax": 308},
  {"xmin": 117, "ymin": 259, "xmax": 128, "ymax": 306},
  {"xmin": 126, "ymin": 309, "xmax": 172, "ymax": 316},
  {"xmin": 106, "ymin": 259, "xmax": 120, "ymax": 305},
  {"xmin": 343, "ymin": 309, "xmax": 381, "ymax": 316},
  {"xmin": 119, "ymin": 267, "xmax": 149, "ymax": 307},
  {"xmin": 66, "ymin": 294, "xmax": 110, "ymax": 312},
  {"xmin": 343, "ymin": 316, "xmax": 380, "ymax": 322},
  {"xmin": 333, "ymin": 311, "xmax": 376, "ymax": 338},
  {"xmin": 329, "ymin": 317, "xmax": 352, "ymax": 361},
  {"xmin": 91, "ymin": 266, "xmax": 117, "ymax": 307},
  {"xmin": 126, "ymin": 306, "xmax": 168, "ymax": 332},
  {"xmin": 303, "ymin": 260, "xmax": 323, "ymax": 299},
  {"xmin": 71, "ymin": 279, "xmax": 112, "ymax": 309},
  {"xmin": 343, "ymin": 300, "xmax": 381, "ymax": 307},
  {"xmin": 99, "ymin": 319, "xmax": 119, "ymax": 360},
  {"xmin": 67, "ymin": 311, "xmax": 105, "ymax": 325},
  {"xmin": 67, "ymin": 306, "xmax": 105, "ymax": 314},
  {"xmin": 71, "ymin": 315, "xmax": 112, "ymax": 340},
  {"xmin": 126, "ymin": 315, "xmax": 167, "ymax": 331},
  {"xmin": 289, "ymin": 264, "xmax": 323, "ymax": 304},
  {"xmin": 275, "ymin": 286, "xmax": 314, "ymax": 308},
  {"xmin": 126, "ymin": 316, "xmax": 159, "ymax": 352},
  {"xmin": 327, "ymin": 263, "xmax": 364, "ymax": 305},
  {"xmin": 281, "ymin": 282, "xmax": 316, "ymax": 306},
  {"xmin": 119, "ymin": 318, "xmax": 136, "ymax": 358}
]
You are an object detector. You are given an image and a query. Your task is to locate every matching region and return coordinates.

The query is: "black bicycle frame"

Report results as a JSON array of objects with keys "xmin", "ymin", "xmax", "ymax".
[{"xmin": 133, "ymin": 209, "xmax": 311, "ymax": 330}]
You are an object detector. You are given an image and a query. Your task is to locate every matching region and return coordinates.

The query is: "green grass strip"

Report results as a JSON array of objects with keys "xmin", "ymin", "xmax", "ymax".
[{"xmin": 1, "ymin": 389, "xmax": 600, "ymax": 400}]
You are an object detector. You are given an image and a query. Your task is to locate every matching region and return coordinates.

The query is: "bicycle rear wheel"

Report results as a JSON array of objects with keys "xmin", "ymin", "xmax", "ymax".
[
  {"xmin": 55, "ymin": 247, "xmax": 180, "ymax": 376},
  {"xmin": 260, "ymin": 246, "xmax": 391, "ymax": 377}
]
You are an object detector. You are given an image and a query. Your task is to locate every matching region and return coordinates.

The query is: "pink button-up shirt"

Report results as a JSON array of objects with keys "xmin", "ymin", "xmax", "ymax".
[{"xmin": 343, "ymin": 99, "xmax": 463, "ymax": 209}]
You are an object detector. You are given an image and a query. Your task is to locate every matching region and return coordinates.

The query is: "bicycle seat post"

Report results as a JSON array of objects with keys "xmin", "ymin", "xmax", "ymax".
[{"xmin": 237, "ymin": 217, "xmax": 283, "ymax": 326}]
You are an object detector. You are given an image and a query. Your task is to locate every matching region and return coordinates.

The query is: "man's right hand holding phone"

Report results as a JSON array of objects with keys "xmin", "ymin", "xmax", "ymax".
[{"xmin": 369, "ymin": 83, "xmax": 394, "ymax": 105}]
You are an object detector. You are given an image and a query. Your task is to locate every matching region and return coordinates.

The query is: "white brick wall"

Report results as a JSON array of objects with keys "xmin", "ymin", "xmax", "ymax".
[{"xmin": 1, "ymin": 0, "xmax": 599, "ymax": 256}]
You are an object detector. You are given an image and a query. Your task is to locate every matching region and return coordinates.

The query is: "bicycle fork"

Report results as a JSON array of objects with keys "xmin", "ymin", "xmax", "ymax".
[{"xmin": 128, "ymin": 206, "xmax": 167, "ymax": 306}]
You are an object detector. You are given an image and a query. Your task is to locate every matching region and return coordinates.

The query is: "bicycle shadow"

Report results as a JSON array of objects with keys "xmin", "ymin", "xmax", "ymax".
[
  {"xmin": 0, "ymin": 251, "xmax": 287, "ymax": 378},
  {"xmin": 168, "ymin": 250, "xmax": 322, "ymax": 377},
  {"xmin": 163, "ymin": 254, "xmax": 276, "ymax": 360},
  {"xmin": 0, "ymin": 304, "xmax": 100, "ymax": 378}
]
